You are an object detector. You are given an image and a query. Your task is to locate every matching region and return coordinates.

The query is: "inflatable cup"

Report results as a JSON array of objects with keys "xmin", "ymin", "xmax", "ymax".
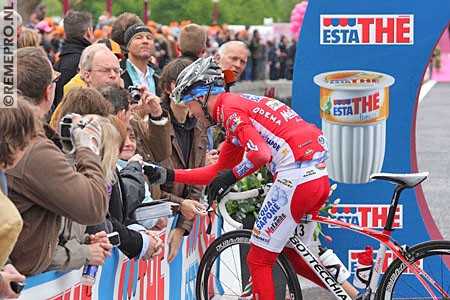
[{"xmin": 314, "ymin": 70, "xmax": 395, "ymax": 184}]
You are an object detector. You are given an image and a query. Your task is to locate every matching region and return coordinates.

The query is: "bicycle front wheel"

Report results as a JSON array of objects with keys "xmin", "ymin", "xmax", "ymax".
[
  {"xmin": 377, "ymin": 240, "xmax": 450, "ymax": 299},
  {"xmin": 196, "ymin": 229, "xmax": 302, "ymax": 300}
]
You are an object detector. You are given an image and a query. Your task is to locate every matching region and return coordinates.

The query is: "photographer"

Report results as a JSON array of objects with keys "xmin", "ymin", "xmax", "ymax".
[{"xmin": 7, "ymin": 47, "xmax": 109, "ymax": 276}]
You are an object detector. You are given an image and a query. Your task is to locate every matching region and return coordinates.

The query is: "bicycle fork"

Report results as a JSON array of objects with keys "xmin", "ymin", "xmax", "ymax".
[{"xmin": 288, "ymin": 234, "xmax": 353, "ymax": 300}]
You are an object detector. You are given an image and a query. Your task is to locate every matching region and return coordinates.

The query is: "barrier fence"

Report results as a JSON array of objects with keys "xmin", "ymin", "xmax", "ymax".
[{"xmin": 18, "ymin": 213, "xmax": 221, "ymax": 300}]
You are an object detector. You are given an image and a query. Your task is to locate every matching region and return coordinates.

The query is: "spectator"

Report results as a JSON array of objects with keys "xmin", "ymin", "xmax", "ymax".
[
  {"xmin": 36, "ymin": 20, "xmax": 57, "ymax": 64},
  {"xmin": 267, "ymin": 39, "xmax": 279, "ymax": 80},
  {"xmin": 98, "ymin": 84, "xmax": 171, "ymax": 200},
  {"xmin": 121, "ymin": 24, "xmax": 161, "ymax": 95},
  {"xmin": 210, "ymin": 40, "xmax": 250, "ymax": 160},
  {"xmin": 7, "ymin": 46, "xmax": 109, "ymax": 275},
  {"xmin": 286, "ymin": 38, "xmax": 297, "ymax": 80},
  {"xmin": 47, "ymin": 114, "xmax": 116, "ymax": 272},
  {"xmin": 54, "ymin": 11, "xmax": 93, "ymax": 106},
  {"xmin": 214, "ymin": 40, "xmax": 248, "ymax": 87},
  {"xmin": 57, "ymin": 87, "xmax": 113, "ymax": 126},
  {"xmin": 18, "ymin": 28, "xmax": 39, "ymax": 48},
  {"xmin": 177, "ymin": 23, "xmax": 207, "ymax": 61},
  {"xmin": 110, "ymin": 12, "xmax": 143, "ymax": 54},
  {"xmin": 50, "ymin": 44, "xmax": 122, "ymax": 128},
  {"xmin": 29, "ymin": 4, "xmax": 46, "ymax": 25},
  {"xmin": 278, "ymin": 35, "xmax": 289, "ymax": 79},
  {"xmin": 102, "ymin": 117, "xmax": 164, "ymax": 261},
  {"xmin": 249, "ymin": 29, "xmax": 266, "ymax": 81},
  {"xmin": 159, "ymin": 58, "xmax": 209, "ymax": 262},
  {"xmin": 0, "ymin": 99, "xmax": 38, "ymax": 299}
]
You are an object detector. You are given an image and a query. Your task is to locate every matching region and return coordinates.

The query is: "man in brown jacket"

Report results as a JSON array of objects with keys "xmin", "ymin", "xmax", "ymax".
[
  {"xmin": 158, "ymin": 58, "xmax": 209, "ymax": 263},
  {"xmin": 6, "ymin": 47, "xmax": 109, "ymax": 275}
]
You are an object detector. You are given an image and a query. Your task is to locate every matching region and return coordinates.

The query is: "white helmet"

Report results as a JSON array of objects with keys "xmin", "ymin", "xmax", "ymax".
[{"xmin": 171, "ymin": 57, "xmax": 224, "ymax": 104}]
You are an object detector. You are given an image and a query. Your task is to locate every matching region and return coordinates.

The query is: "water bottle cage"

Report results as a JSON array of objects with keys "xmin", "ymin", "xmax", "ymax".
[
  {"xmin": 325, "ymin": 263, "xmax": 341, "ymax": 280},
  {"xmin": 356, "ymin": 266, "xmax": 373, "ymax": 285}
]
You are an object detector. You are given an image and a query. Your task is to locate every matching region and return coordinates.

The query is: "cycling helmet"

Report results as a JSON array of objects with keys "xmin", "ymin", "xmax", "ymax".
[{"xmin": 171, "ymin": 57, "xmax": 225, "ymax": 104}]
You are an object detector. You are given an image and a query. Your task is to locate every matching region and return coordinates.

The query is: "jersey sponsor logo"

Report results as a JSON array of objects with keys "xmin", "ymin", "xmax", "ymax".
[
  {"xmin": 225, "ymin": 113, "xmax": 237, "ymax": 127},
  {"xmin": 255, "ymin": 186, "xmax": 287, "ymax": 230},
  {"xmin": 251, "ymin": 231, "xmax": 271, "ymax": 244},
  {"xmin": 252, "ymin": 107, "xmax": 282, "ymax": 125},
  {"xmin": 265, "ymin": 98, "xmax": 285, "ymax": 111},
  {"xmin": 318, "ymin": 135, "xmax": 329, "ymax": 151},
  {"xmin": 265, "ymin": 213, "xmax": 287, "ymax": 236},
  {"xmin": 303, "ymin": 169, "xmax": 317, "ymax": 178},
  {"xmin": 280, "ymin": 107, "xmax": 302, "ymax": 122},
  {"xmin": 328, "ymin": 204, "xmax": 403, "ymax": 229},
  {"xmin": 320, "ymin": 14, "xmax": 414, "ymax": 45},
  {"xmin": 236, "ymin": 158, "xmax": 254, "ymax": 177},
  {"xmin": 264, "ymin": 135, "xmax": 281, "ymax": 151},
  {"xmin": 231, "ymin": 136, "xmax": 242, "ymax": 146},
  {"xmin": 229, "ymin": 116, "xmax": 242, "ymax": 133},
  {"xmin": 277, "ymin": 178, "xmax": 293, "ymax": 188},
  {"xmin": 241, "ymin": 93, "xmax": 264, "ymax": 102},
  {"xmin": 315, "ymin": 161, "xmax": 327, "ymax": 170},
  {"xmin": 246, "ymin": 139, "xmax": 259, "ymax": 151}
]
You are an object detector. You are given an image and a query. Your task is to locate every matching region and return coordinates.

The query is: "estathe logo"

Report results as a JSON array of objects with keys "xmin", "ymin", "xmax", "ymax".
[
  {"xmin": 329, "ymin": 204, "xmax": 403, "ymax": 229},
  {"xmin": 320, "ymin": 14, "xmax": 414, "ymax": 45}
]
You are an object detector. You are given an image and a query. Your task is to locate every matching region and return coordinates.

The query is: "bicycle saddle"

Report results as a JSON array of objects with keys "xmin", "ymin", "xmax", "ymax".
[{"xmin": 370, "ymin": 172, "xmax": 429, "ymax": 188}]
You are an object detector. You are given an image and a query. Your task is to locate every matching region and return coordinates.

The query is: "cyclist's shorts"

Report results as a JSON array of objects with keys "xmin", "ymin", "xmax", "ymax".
[{"xmin": 250, "ymin": 163, "xmax": 329, "ymax": 253}]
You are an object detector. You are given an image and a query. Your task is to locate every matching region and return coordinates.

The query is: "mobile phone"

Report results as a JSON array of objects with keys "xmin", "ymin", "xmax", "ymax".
[
  {"xmin": 10, "ymin": 281, "xmax": 25, "ymax": 293},
  {"xmin": 107, "ymin": 231, "xmax": 121, "ymax": 247}
]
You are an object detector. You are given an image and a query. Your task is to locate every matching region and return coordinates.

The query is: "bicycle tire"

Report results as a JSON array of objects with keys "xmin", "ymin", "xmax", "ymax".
[
  {"xmin": 376, "ymin": 240, "xmax": 450, "ymax": 300},
  {"xmin": 196, "ymin": 229, "xmax": 303, "ymax": 300}
]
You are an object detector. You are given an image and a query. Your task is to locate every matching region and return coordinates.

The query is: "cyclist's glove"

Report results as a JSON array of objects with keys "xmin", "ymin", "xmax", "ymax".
[
  {"xmin": 206, "ymin": 170, "xmax": 237, "ymax": 205},
  {"xmin": 143, "ymin": 163, "xmax": 174, "ymax": 185}
]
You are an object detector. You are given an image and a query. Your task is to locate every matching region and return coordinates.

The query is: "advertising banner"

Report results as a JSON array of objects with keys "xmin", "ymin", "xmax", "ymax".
[
  {"xmin": 292, "ymin": 0, "xmax": 450, "ymax": 293},
  {"xmin": 18, "ymin": 214, "xmax": 221, "ymax": 300}
]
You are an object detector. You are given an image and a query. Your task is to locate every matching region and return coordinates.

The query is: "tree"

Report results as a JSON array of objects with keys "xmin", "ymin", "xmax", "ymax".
[
  {"xmin": 41, "ymin": 0, "xmax": 302, "ymax": 26},
  {"xmin": 17, "ymin": 0, "xmax": 40, "ymax": 25}
]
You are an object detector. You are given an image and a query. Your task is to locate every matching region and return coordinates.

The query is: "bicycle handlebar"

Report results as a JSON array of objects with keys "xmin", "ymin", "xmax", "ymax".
[{"xmin": 218, "ymin": 186, "xmax": 267, "ymax": 230}]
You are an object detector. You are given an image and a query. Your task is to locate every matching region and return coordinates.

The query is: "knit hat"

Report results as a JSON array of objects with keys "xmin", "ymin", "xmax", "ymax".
[{"xmin": 124, "ymin": 24, "xmax": 152, "ymax": 49}]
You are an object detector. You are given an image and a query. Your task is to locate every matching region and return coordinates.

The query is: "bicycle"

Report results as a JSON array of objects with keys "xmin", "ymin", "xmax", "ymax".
[{"xmin": 196, "ymin": 172, "xmax": 450, "ymax": 300}]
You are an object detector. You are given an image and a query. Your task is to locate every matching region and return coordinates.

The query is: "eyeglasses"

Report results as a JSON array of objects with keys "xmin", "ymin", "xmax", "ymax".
[
  {"xmin": 90, "ymin": 67, "xmax": 123, "ymax": 75},
  {"xmin": 52, "ymin": 71, "xmax": 61, "ymax": 83}
]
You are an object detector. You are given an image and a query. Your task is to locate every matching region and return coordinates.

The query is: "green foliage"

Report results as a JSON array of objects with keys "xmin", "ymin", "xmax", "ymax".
[
  {"xmin": 46, "ymin": 0, "xmax": 304, "ymax": 26},
  {"xmin": 225, "ymin": 167, "xmax": 268, "ymax": 222},
  {"xmin": 434, "ymin": 47, "xmax": 441, "ymax": 70}
]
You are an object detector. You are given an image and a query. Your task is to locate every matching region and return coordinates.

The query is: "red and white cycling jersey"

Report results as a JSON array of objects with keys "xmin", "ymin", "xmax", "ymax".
[{"xmin": 174, "ymin": 93, "xmax": 329, "ymax": 184}]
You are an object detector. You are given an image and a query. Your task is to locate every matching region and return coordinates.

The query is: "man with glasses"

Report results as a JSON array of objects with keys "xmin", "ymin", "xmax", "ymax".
[
  {"xmin": 50, "ymin": 43, "xmax": 122, "ymax": 128},
  {"xmin": 7, "ymin": 47, "xmax": 109, "ymax": 276},
  {"xmin": 121, "ymin": 24, "xmax": 161, "ymax": 96}
]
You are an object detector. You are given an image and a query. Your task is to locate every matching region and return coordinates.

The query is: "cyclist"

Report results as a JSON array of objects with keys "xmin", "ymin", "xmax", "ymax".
[{"xmin": 144, "ymin": 57, "xmax": 349, "ymax": 299}]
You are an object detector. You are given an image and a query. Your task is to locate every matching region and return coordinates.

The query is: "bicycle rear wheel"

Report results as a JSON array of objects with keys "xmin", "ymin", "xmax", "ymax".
[
  {"xmin": 196, "ymin": 229, "xmax": 302, "ymax": 300},
  {"xmin": 377, "ymin": 240, "xmax": 450, "ymax": 300}
]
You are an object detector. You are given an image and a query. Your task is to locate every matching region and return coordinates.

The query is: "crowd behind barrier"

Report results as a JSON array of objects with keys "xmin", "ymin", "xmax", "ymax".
[{"xmin": 19, "ymin": 214, "xmax": 220, "ymax": 300}]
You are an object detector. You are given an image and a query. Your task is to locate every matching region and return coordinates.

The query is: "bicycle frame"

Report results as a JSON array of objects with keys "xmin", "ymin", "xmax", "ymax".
[
  {"xmin": 312, "ymin": 215, "xmax": 449, "ymax": 300},
  {"xmin": 217, "ymin": 172, "xmax": 449, "ymax": 300}
]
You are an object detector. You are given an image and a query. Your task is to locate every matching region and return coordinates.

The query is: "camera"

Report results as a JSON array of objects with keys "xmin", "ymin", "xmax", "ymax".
[
  {"xmin": 107, "ymin": 231, "xmax": 121, "ymax": 247},
  {"xmin": 128, "ymin": 85, "xmax": 141, "ymax": 104},
  {"xmin": 10, "ymin": 281, "xmax": 25, "ymax": 293},
  {"xmin": 59, "ymin": 113, "xmax": 86, "ymax": 154}
]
